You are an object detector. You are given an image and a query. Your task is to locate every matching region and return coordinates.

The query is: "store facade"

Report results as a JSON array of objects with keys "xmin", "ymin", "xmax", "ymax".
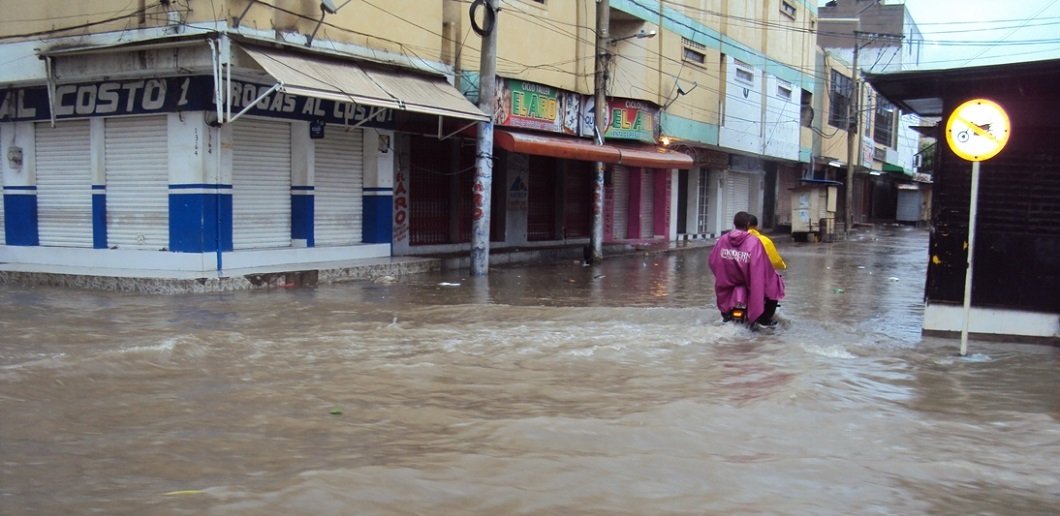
[
  {"xmin": 0, "ymin": 35, "xmax": 487, "ymax": 274},
  {"xmin": 392, "ymin": 77, "xmax": 693, "ymax": 256}
]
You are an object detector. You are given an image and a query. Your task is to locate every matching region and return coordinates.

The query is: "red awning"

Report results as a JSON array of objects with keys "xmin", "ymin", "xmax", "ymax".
[{"xmin": 494, "ymin": 130, "xmax": 694, "ymax": 169}]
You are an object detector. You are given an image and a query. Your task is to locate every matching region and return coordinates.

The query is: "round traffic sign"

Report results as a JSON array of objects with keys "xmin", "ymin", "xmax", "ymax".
[{"xmin": 945, "ymin": 99, "xmax": 1010, "ymax": 162}]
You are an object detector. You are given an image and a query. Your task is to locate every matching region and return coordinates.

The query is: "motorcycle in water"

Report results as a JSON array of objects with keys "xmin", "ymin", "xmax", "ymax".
[
  {"xmin": 722, "ymin": 285, "xmax": 779, "ymax": 329},
  {"xmin": 723, "ymin": 285, "xmax": 750, "ymax": 324}
]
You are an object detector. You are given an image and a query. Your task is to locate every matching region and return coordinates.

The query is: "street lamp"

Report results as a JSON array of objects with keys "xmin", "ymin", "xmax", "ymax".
[{"xmin": 610, "ymin": 29, "xmax": 656, "ymax": 45}]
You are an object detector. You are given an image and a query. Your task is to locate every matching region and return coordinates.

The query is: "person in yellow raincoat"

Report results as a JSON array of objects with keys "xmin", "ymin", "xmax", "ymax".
[
  {"xmin": 747, "ymin": 214, "xmax": 785, "ymax": 326},
  {"xmin": 747, "ymin": 214, "xmax": 786, "ymax": 271}
]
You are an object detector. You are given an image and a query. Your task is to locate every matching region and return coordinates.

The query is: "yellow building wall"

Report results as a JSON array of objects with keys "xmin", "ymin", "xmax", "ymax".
[
  {"xmin": 819, "ymin": 54, "xmax": 852, "ymax": 164},
  {"xmin": 657, "ymin": 36, "xmax": 722, "ymax": 127},
  {"xmin": 0, "ymin": 1, "xmax": 446, "ymax": 70},
  {"xmin": 723, "ymin": 0, "xmax": 764, "ymax": 54},
  {"xmin": 488, "ymin": 0, "xmax": 593, "ymax": 93},
  {"xmin": 764, "ymin": 0, "xmax": 816, "ymax": 73}
]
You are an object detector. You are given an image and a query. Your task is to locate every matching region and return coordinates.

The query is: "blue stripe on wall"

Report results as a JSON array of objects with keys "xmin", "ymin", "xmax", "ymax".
[
  {"xmin": 291, "ymin": 194, "xmax": 314, "ymax": 247},
  {"xmin": 4, "ymin": 194, "xmax": 39, "ymax": 246},
  {"xmin": 169, "ymin": 192, "xmax": 232, "ymax": 253},
  {"xmin": 92, "ymin": 193, "xmax": 107, "ymax": 249},
  {"xmin": 363, "ymin": 194, "xmax": 392, "ymax": 244}
]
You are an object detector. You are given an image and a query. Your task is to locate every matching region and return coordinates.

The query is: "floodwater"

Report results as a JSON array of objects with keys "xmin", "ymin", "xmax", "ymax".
[{"xmin": 1, "ymin": 227, "xmax": 1058, "ymax": 515}]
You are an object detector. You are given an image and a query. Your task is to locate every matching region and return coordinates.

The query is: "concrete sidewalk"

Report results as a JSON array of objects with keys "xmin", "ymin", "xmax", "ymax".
[{"xmin": 0, "ymin": 238, "xmax": 716, "ymax": 294}]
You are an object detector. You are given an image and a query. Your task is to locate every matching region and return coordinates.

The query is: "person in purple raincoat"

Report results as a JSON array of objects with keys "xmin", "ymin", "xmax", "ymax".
[{"xmin": 708, "ymin": 211, "xmax": 785, "ymax": 326}]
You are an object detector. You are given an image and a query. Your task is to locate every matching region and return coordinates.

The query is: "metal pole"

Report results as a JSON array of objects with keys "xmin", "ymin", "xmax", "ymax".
[
  {"xmin": 589, "ymin": 0, "xmax": 609, "ymax": 264},
  {"xmin": 471, "ymin": 0, "xmax": 499, "ymax": 276},
  {"xmin": 844, "ymin": 37, "xmax": 859, "ymax": 237},
  {"xmin": 960, "ymin": 160, "xmax": 980, "ymax": 356}
]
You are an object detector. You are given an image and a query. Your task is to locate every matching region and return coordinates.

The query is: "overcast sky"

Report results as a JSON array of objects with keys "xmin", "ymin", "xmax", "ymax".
[{"xmin": 822, "ymin": 0, "xmax": 1060, "ymax": 69}]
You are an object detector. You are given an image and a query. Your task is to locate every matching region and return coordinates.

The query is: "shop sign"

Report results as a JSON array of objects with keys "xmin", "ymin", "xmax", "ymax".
[
  {"xmin": 861, "ymin": 136, "xmax": 875, "ymax": 169},
  {"xmin": 0, "ymin": 77, "xmax": 211, "ymax": 121},
  {"xmin": 580, "ymin": 97, "xmax": 659, "ymax": 143},
  {"xmin": 494, "ymin": 78, "xmax": 580, "ymax": 135},
  {"xmin": 0, "ymin": 76, "xmax": 395, "ymax": 129}
]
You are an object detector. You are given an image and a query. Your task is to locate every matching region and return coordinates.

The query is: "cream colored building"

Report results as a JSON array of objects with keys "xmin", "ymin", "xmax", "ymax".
[{"xmin": 0, "ymin": 0, "xmax": 826, "ymax": 280}]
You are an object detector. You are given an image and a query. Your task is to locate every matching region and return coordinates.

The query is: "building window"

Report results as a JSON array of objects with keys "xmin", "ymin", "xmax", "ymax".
[
  {"xmin": 781, "ymin": 1, "xmax": 797, "ymax": 19},
  {"xmin": 682, "ymin": 37, "xmax": 706, "ymax": 65},
  {"xmin": 777, "ymin": 80, "xmax": 793, "ymax": 100},
  {"xmin": 801, "ymin": 89, "xmax": 814, "ymax": 127},
  {"xmin": 683, "ymin": 47, "xmax": 705, "ymax": 64},
  {"xmin": 874, "ymin": 97, "xmax": 896, "ymax": 147},
  {"xmin": 735, "ymin": 61, "xmax": 754, "ymax": 84},
  {"xmin": 828, "ymin": 69, "xmax": 852, "ymax": 129}
]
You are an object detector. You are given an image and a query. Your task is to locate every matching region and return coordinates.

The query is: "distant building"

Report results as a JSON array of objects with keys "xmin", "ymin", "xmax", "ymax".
[{"xmin": 817, "ymin": 0, "xmax": 926, "ymax": 228}]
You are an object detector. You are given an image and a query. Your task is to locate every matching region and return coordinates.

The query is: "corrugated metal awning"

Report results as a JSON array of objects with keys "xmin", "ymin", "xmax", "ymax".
[
  {"xmin": 495, "ymin": 130, "xmax": 694, "ymax": 169},
  {"xmin": 241, "ymin": 45, "xmax": 488, "ymax": 122}
]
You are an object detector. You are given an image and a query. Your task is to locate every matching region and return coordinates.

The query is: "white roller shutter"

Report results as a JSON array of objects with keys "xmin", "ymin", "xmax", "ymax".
[
  {"xmin": 35, "ymin": 120, "xmax": 93, "ymax": 247},
  {"xmin": 0, "ymin": 157, "xmax": 4, "ymax": 244},
  {"xmin": 724, "ymin": 171, "xmax": 752, "ymax": 230},
  {"xmin": 105, "ymin": 116, "xmax": 169, "ymax": 250},
  {"xmin": 639, "ymin": 169, "xmax": 654, "ymax": 238},
  {"xmin": 612, "ymin": 165, "xmax": 630, "ymax": 240},
  {"xmin": 232, "ymin": 119, "xmax": 291, "ymax": 249},
  {"xmin": 314, "ymin": 128, "xmax": 363, "ymax": 246}
]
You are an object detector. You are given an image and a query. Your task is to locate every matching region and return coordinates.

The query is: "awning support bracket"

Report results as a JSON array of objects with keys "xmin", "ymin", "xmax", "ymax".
[
  {"xmin": 229, "ymin": 83, "xmax": 282, "ymax": 124},
  {"xmin": 44, "ymin": 56, "xmax": 56, "ymax": 128},
  {"xmin": 437, "ymin": 116, "xmax": 478, "ymax": 141}
]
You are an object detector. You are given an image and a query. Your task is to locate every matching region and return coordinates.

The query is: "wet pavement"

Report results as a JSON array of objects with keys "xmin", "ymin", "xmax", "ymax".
[{"xmin": 1, "ymin": 226, "xmax": 1058, "ymax": 514}]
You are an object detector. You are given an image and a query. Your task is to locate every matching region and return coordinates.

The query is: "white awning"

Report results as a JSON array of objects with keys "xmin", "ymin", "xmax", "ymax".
[{"xmin": 240, "ymin": 45, "xmax": 488, "ymax": 122}]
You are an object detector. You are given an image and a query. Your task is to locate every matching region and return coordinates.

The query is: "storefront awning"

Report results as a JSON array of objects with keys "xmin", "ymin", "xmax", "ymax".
[
  {"xmin": 241, "ymin": 45, "xmax": 488, "ymax": 122},
  {"xmin": 494, "ymin": 130, "xmax": 694, "ymax": 169},
  {"xmin": 883, "ymin": 162, "xmax": 912, "ymax": 176}
]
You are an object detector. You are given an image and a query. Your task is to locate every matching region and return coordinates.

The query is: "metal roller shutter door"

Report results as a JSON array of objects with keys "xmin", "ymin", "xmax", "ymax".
[
  {"xmin": 612, "ymin": 165, "xmax": 630, "ymax": 239},
  {"xmin": 724, "ymin": 172, "xmax": 751, "ymax": 230},
  {"xmin": 0, "ymin": 164, "xmax": 4, "ymax": 244},
  {"xmin": 314, "ymin": 128, "xmax": 363, "ymax": 246},
  {"xmin": 232, "ymin": 119, "xmax": 291, "ymax": 249},
  {"xmin": 105, "ymin": 116, "xmax": 169, "ymax": 250},
  {"xmin": 639, "ymin": 170, "xmax": 654, "ymax": 238},
  {"xmin": 36, "ymin": 120, "xmax": 93, "ymax": 247}
]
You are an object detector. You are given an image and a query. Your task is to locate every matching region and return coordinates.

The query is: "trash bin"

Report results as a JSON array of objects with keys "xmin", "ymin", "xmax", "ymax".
[{"xmin": 790, "ymin": 180, "xmax": 839, "ymax": 242}]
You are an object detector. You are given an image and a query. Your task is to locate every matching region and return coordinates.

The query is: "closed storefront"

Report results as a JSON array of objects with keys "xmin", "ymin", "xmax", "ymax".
[
  {"xmin": 563, "ymin": 164, "xmax": 591, "ymax": 239},
  {"xmin": 0, "ymin": 163, "xmax": 4, "ymax": 244},
  {"xmin": 528, "ymin": 155, "xmax": 558, "ymax": 241},
  {"xmin": 232, "ymin": 118, "xmax": 291, "ymax": 250},
  {"xmin": 35, "ymin": 120, "xmax": 92, "ymax": 247},
  {"xmin": 314, "ymin": 128, "xmax": 363, "ymax": 246},
  {"xmin": 611, "ymin": 165, "xmax": 630, "ymax": 240},
  {"xmin": 105, "ymin": 116, "xmax": 169, "ymax": 250},
  {"xmin": 723, "ymin": 172, "xmax": 752, "ymax": 233},
  {"xmin": 638, "ymin": 169, "xmax": 655, "ymax": 238},
  {"xmin": 409, "ymin": 136, "xmax": 455, "ymax": 246}
]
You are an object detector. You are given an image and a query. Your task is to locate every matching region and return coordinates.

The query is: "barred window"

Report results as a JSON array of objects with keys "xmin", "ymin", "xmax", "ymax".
[
  {"xmin": 874, "ymin": 97, "xmax": 896, "ymax": 147},
  {"xmin": 828, "ymin": 69, "xmax": 852, "ymax": 129}
]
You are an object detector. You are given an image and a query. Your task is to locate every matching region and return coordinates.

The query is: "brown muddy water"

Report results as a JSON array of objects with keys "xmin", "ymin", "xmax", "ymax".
[{"xmin": 1, "ymin": 227, "xmax": 1057, "ymax": 514}]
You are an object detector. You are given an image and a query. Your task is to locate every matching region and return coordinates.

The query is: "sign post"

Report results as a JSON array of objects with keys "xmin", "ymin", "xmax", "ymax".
[{"xmin": 944, "ymin": 98, "xmax": 1010, "ymax": 356}]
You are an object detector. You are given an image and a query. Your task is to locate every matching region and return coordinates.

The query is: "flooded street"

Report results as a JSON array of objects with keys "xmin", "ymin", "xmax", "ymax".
[{"xmin": 2, "ymin": 227, "xmax": 1058, "ymax": 514}]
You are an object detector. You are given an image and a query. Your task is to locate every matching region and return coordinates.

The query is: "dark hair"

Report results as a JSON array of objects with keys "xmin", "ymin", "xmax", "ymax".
[
  {"xmin": 733, "ymin": 211, "xmax": 752, "ymax": 230},
  {"xmin": 748, "ymin": 214, "xmax": 759, "ymax": 228}
]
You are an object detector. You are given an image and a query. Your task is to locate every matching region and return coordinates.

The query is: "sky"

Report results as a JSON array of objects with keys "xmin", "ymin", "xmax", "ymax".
[{"xmin": 822, "ymin": 0, "xmax": 1060, "ymax": 69}]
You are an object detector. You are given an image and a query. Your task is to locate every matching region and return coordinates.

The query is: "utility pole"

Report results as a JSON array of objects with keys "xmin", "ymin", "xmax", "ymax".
[
  {"xmin": 844, "ymin": 36, "xmax": 859, "ymax": 237},
  {"xmin": 471, "ymin": 0, "xmax": 499, "ymax": 276},
  {"xmin": 589, "ymin": 0, "xmax": 610, "ymax": 263}
]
